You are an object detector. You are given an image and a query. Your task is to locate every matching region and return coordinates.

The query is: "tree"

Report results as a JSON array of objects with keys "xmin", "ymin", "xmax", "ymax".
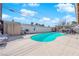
[
  {"xmin": 72, "ymin": 21, "xmax": 77, "ymax": 25},
  {"xmin": 31, "ymin": 22, "xmax": 34, "ymax": 25},
  {"xmin": 41, "ymin": 24, "xmax": 44, "ymax": 27},
  {"xmin": 35, "ymin": 23, "xmax": 39, "ymax": 25}
]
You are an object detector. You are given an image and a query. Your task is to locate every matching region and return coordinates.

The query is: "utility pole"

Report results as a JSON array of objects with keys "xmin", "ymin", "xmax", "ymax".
[
  {"xmin": 76, "ymin": 3, "xmax": 79, "ymax": 24},
  {"xmin": 0, "ymin": 3, "xmax": 2, "ymax": 20}
]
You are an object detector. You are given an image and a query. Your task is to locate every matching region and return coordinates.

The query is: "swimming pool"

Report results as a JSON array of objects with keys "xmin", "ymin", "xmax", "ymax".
[{"xmin": 31, "ymin": 32, "xmax": 64, "ymax": 42}]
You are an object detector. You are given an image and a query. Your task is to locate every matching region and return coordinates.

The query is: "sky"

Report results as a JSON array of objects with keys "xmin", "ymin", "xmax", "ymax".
[{"xmin": 2, "ymin": 3, "xmax": 76, "ymax": 27}]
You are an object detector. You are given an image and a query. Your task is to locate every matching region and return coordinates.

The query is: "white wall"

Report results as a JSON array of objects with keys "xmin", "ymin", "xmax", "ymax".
[{"xmin": 21, "ymin": 24, "xmax": 52, "ymax": 33}]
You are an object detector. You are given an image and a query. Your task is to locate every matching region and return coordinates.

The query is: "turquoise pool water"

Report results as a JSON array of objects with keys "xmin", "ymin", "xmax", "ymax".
[{"xmin": 31, "ymin": 32, "xmax": 64, "ymax": 42}]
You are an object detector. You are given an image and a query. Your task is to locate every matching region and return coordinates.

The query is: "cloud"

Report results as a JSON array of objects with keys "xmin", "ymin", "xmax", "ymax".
[
  {"xmin": 51, "ymin": 18, "xmax": 60, "ymax": 23},
  {"xmin": 13, "ymin": 17, "xmax": 27, "ymax": 24},
  {"xmin": 63, "ymin": 15, "xmax": 76, "ymax": 24},
  {"xmin": 22, "ymin": 3, "xmax": 40, "ymax": 7},
  {"xmin": 20, "ymin": 9, "xmax": 37, "ymax": 16},
  {"xmin": 14, "ymin": 17, "xmax": 26, "ymax": 20},
  {"xmin": 55, "ymin": 3, "xmax": 75, "ymax": 13},
  {"xmin": 39, "ymin": 17, "xmax": 52, "ymax": 24},
  {"xmin": 39, "ymin": 17, "xmax": 60, "ymax": 23},
  {"xmin": 28, "ymin": 3, "xmax": 40, "ymax": 7},
  {"xmin": 39, "ymin": 17, "xmax": 61, "ymax": 26},
  {"xmin": 51, "ymin": 18, "xmax": 64, "ymax": 26},
  {"xmin": 40, "ymin": 17, "xmax": 51, "ymax": 21},
  {"xmin": 2, "ymin": 14, "xmax": 11, "ymax": 19}
]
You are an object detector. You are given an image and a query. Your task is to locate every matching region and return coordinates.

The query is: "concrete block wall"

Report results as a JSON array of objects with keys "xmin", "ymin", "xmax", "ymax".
[{"xmin": 4, "ymin": 21, "xmax": 21, "ymax": 35}]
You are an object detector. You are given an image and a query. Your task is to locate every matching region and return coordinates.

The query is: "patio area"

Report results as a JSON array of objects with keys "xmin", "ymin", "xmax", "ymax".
[{"xmin": 0, "ymin": 34, "xmax": 79, "ymax": 56}]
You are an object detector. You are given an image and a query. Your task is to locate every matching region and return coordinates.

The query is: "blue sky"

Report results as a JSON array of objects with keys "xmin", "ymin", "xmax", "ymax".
[{"xmin": 2, "ymin": 3, "xmax": 76, "ymax": 27}]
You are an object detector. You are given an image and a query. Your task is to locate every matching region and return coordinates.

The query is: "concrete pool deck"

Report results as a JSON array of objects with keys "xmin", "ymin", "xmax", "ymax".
[
  {"xmin": 0, "ymin": 34, "xmax": 79, "ymax": 56},
  {"xmin": 31, "ymin": 32, "xmax": 64, "ymax": 42}
]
